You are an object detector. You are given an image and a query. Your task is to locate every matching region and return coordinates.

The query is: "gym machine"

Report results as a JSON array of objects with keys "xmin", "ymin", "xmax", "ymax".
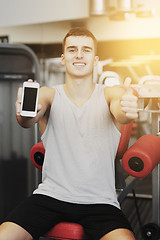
[{"xmin": 0, "ymin": 43, "xmax": 40, "ymax": 223}]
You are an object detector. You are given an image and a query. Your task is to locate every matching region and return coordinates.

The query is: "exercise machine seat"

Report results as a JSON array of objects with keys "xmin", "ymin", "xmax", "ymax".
[{"xmin": 44, "ymin": 222, "xmax": 88, "ymax": 239}]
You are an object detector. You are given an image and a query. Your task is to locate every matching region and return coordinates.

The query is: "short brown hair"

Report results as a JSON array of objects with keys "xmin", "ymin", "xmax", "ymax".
[{"xmin": 62, "ymin": 27, "xmax": 97, "ymax": 53}]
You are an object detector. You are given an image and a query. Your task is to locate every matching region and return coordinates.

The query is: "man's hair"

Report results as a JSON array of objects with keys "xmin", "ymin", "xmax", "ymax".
[{"xmin": 62, "ymin": 27, "xmax": 97, "ymax": 53}]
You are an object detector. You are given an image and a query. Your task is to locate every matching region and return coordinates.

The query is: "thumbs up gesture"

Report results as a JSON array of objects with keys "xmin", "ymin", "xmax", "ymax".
[{"xmin": 121, "ymin": 77, "xmax": 138, "ymax": 120}]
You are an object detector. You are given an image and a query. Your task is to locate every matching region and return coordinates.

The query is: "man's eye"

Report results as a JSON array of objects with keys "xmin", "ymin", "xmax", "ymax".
[
  {"xmin": 84, "ymin": 48, "xmax": 91, "ymax": 53},
  {"xmin": 69, "ymin": 49, "xmax": 76, "ymax": 53}
]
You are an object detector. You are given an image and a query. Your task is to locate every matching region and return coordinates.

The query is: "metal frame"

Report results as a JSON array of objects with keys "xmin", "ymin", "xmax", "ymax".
[
  {"xmin": 0, "ymin": 43, "xmax": 40, "ymax": 194},
  {"xmin": 152, "ymin": 112, "xmax": 160, "ymax": 225}
]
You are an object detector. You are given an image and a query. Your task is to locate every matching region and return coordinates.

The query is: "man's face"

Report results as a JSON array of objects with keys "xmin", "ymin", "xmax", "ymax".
[{"xmin": 61, "ymin": 36, "xmax": 99, "ymax": 78}]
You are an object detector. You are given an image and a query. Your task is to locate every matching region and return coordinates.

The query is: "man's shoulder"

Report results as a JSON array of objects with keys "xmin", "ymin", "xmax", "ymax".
[
  {"xmin": 40, "ymin": 85, "xmax": 55, "ymax": 94},
  {"xmin": 104, "ymin": 85, "xmax": 125, "ymax": 98},
  {"xmin": 39, "ymin": 86, "xmax": 55, "ymax": 105}
]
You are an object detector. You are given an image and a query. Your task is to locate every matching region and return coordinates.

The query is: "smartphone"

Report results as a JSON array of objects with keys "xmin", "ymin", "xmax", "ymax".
[{"xmin": 20, "ymin": 81, "xmax": 40, "ymax": 117}]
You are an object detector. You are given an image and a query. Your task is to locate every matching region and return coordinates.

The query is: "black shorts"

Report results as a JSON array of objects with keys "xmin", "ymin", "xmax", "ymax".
[{"xmin": 5, "ymin": 194, "xmax": 133, "ymax": 240}]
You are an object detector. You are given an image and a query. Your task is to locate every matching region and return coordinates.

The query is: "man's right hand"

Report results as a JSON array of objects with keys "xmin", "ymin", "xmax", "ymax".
[
  {"xmin": 120, "ymin": 77, "xmax": 138, "ymax": 120},
  {"xmin": 15, "ymin": 79, "xmax": 42, "ymax": 117}
]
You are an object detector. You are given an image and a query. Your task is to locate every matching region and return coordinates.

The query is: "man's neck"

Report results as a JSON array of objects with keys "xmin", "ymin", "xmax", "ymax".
[{"xmin": 63, "ymin": 75, "xmax": 95, "ymax": 107}]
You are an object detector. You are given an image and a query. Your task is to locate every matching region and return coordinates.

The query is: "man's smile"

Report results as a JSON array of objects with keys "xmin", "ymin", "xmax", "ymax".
[{"xmin": 73, "ymin": 62, "xmax": 86, "ymax": 66}]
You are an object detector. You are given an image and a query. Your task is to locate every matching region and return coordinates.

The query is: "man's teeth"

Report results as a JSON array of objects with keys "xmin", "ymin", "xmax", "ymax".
[{"xmin": 74, "ymin": 63, "xmax": 85, "ymax": 66}]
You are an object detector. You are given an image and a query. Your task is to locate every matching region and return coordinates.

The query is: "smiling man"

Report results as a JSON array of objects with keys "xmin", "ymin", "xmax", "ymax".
[
  {"xmin": 0, "ymin": 27, "xmax": 138, "ymax": 240},
  {"xmin": 62, "ymin": 33, "xmax": 98, "ymax": 79}
]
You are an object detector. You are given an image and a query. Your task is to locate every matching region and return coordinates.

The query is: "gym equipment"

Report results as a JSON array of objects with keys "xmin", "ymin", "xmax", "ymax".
[
  {"xmin": 122, "ymin": 134, "xmax": 160, "ymax": 178},
  {"xmin": 98, "ymin": 71, "xmax": 121, "ymax": 86},
  {"xmin": 0, "ymin": 43, "xmax": 40, "ymax": 223},
  {"xmin": 43, "ymin": 222, "xmax": 88, "ymax": 239},
  {"xmin": 142, "ymin": 223, "xmax": 160, "ymax": 240},
  {"xmin": 132, "ymin": 80, "xmax": 160, "ymax": 239},
  {"xmin": 30, "ymin": 141, "xmax": 45, "ymax": 170},
  {"xmin": 132, "ymin": 189, "xmax": 160, "ymax": 240},
  {"xmin": 135, "ymin": 80, "xmax": 160, "ymax": 227}
]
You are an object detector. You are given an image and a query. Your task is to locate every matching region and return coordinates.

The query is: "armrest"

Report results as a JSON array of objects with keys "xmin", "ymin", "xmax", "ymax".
[
  {"xmin": 116, "ymin": 121, "xmax": 133, "ymax": 160},
  {"xmin": 122, "ymin": 134, "xmax": 160, "ymax": 178}
]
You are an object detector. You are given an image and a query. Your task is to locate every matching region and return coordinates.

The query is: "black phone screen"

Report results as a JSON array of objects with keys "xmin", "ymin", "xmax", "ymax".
[{"xmin": 22, "ymin": 87, "xmax": 37, "ymax": 111}]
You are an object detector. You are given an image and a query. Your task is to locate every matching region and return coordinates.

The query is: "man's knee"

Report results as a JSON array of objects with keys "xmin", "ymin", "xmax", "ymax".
[
  {"xmin": 100, "ymin": 228, "xmax": 135, "ymax": 240},
  {"xmin": 0, "ymin": 222, "xmax": 33, "ymax": 240}
]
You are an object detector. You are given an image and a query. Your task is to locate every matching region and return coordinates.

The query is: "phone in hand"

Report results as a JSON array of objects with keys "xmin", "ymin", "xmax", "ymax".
[{"xmin": 20, "ymin": 81, "xmax": 40, "ymax": 117}]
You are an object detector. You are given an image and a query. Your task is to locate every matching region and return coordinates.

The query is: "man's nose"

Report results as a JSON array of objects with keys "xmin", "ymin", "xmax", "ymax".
[{"xmin": 75, "ymin": 49, "xmax": 83, "ymax": 58}]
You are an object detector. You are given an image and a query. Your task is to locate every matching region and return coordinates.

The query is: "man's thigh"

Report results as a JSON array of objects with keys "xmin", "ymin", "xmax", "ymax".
[
  {"xmin": 79, "ymin": 204, "xmax": 134, "ymax": 240},
  {"xmin": 3, "ymin": 194, "xmax": 64, "ymax": 240},
  {"xmin": 100, "ymin": 228, "xmax": 135, "ymax": 240},
  {"xmin": 0, "ymin": 222, "xmax": 33, "ymax": 240}
]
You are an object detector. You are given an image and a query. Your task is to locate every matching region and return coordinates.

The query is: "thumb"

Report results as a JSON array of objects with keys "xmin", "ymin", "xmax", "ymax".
[
  {"xmin": 17, "ymin": 87, "xmax": 23, "ymax": 103},
  {"xmin": 37, "ymin": 104, "xmax": 42, "ymax": 112},
  {"xmin": 124, "ymin": 77, "xmax": 133, "ymax": 94}
]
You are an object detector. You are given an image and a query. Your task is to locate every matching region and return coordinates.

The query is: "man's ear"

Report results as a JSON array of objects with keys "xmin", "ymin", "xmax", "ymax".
[
  {"xmin": 61, "ymin": 54, "xmax": 65, "ymax": 65},
  {"xmin": 94, "ymin": 56, "xmax": 99, "ymax": 66}
]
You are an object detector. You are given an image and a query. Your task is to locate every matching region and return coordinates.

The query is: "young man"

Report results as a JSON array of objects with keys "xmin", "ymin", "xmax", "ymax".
[{"xmin": 0, "ymin": 27, "xmax": 138, "ymax": 240}]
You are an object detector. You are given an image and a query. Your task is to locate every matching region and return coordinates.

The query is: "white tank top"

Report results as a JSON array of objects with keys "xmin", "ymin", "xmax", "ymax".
[{"xmin": 34, "ymin": 84, "xmax": 121, "ymax": 208}]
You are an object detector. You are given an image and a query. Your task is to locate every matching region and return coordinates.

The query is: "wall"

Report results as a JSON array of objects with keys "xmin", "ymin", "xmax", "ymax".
[
  {"xmin": 87, "ymin": 14, "xmax": 160, "ymax": 41},
  {"xmin": 0, "ymin": 0, "xmax": 89, "ymax": 27},
  {"xmin": 0, "ymin": 0, "xmax": 160, "ymax": 44},
  {"xmin": 0, "ymin": 21, "xmax": 73, "ymax": 44}
]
